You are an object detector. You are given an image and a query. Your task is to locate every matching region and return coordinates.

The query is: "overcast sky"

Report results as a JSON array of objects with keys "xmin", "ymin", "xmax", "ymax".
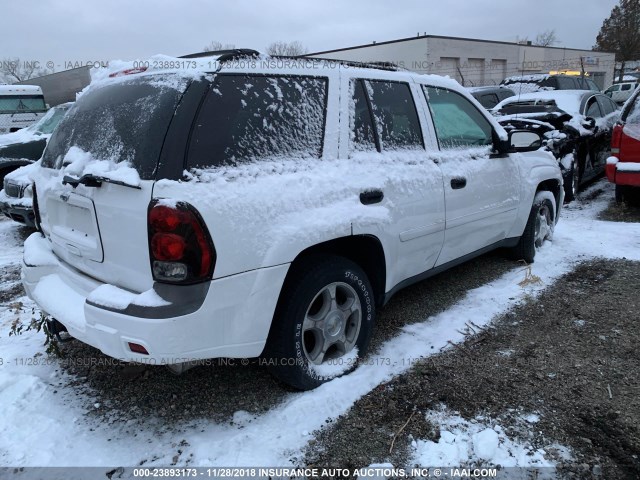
[{"xmin": 2, "ymin": 0, "xmax": 620, "ymax": 71}]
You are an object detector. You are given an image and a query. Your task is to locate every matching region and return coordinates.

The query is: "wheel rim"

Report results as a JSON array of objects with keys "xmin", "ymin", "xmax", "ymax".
[
  {"xmin": 302, "ymin": 282, "xmax": 362, "ymax": 365},
  {"xmin": 534, "ymin": 203, "xmax": 552, "ymax": 248}
]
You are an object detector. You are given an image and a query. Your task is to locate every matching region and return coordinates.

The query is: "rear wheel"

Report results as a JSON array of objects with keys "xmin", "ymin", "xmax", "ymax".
[
  {"xmin": 263, "ymin": 255, "xmax": 375, "ymax": 390},
  {"xmin": 510, "ymin": 191, "xmax": 556, "ymax": 263}
]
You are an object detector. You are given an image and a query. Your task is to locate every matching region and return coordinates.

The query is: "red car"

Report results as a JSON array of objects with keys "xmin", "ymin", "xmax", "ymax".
[{"xmin": 607, "ymin": 87, "xmax": 640, "ymax": 203}]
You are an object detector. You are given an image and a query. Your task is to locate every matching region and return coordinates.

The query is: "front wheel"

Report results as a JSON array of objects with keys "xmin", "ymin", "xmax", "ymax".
[
  {"xmin": 263, "ymin": 255, "xmax": 375, "ymax": 390},
  {"xmin": 510, "ymin": 191, "xmax": 556, "ymax": 263}
]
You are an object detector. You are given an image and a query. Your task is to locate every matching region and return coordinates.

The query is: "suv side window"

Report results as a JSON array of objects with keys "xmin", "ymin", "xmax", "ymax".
[
  {"xmin": 364, "ymin": 80, "xmax": 423, "ymax": 150},
  {"xmin": 423, "ymin": 86, "xmax": 493, "ymax": 149},
  {"xmin": 188, "ymin": 75, "xmax": 327, "ymax": 168},
  {"xmin": 350, "ymin": 80, "xmax": 377, "ymax": 152}
]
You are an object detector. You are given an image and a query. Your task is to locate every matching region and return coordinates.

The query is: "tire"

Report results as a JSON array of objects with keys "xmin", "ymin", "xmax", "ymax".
[
  {"xmin": 263, "ymin": 255, "xmax": 375, "ymax": 390},
  {"xmin": 615, "ymin": 184, "xmax": 624, "ymax": 204},
  {"xmin": 625, "ymin": 186, "xmax": 640, "ymax": 207},
  {"xmin": 510, "ymin": 191, "xmax": 556, "ymax": 264},
  {"xmin": 563, "ymin": 156, "xmax": 581, "ymax": 203}
]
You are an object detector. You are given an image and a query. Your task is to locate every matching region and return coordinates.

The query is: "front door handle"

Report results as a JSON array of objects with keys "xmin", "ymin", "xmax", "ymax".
[
  {"xmin": 360, "ymin": 189, "xmax": 384, "ymax": 205},
  {"xmin": 451, "ymin": 177, "xmax": 467, "ymax": 190}
]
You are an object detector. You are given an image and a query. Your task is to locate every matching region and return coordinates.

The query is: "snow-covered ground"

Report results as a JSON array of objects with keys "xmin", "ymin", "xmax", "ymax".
[{"xmin": 1, "ymin": 181, "xmax": 639, "ymax": 471}]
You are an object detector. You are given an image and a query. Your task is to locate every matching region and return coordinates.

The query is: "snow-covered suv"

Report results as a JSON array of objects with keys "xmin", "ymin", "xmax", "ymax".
[{"xmin": 22, "ymin": 52, "xmax": 564, "ymax": 390}]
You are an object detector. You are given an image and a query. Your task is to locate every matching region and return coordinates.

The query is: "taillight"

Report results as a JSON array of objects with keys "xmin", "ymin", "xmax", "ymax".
[
  {"xmin": 148, "ymin": 201, "xmax": 215, "ymax": 284},
  {"xmin": 109, "ymin": 67, "xmax": 148, "ymax": 78},
  {"xmin": 611, "ymin": 124, "xmax": 623, "ymax": 154}
]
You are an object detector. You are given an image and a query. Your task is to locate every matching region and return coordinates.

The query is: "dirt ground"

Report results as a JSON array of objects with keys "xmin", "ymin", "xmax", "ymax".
[{"xmin": 304, "ymin": 258, "xmax": 640, "ymax": 479}]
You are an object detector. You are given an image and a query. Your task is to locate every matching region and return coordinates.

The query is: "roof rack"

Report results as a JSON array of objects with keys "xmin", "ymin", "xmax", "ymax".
[
  {"xmin": 298, "ymin": 56, "xmax": 402, "ymax": 71},
  {"xmin": 179, "ymin": 49, "xmax": 260, "ymax": 61}
]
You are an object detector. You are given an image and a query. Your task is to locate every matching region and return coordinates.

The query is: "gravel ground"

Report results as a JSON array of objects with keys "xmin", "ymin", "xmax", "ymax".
[{"xmin": 304, "ymin": 259, "xmax": 640, "ymax": 478}]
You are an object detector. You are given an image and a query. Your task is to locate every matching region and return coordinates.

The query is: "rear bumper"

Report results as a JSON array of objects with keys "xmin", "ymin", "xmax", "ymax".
[
  {"xmin": 21, "ymin": 233, "xmax": 289, "ymax": 364},
  {"xmin": 606, "ymin": 157, "xmax": 640, "ymax": 187}
]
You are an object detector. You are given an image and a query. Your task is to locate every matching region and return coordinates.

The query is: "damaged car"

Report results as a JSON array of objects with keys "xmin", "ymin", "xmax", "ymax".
[
  {"xmin": 0, "ymin": 103, "xmax": 72, "ymax": 227},
  {"xmin": 493, "ymin": 90, "xmax": 619, "ymax": 201}
]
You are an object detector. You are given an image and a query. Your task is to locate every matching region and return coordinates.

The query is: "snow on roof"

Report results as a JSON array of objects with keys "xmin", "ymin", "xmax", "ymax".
[
  {"xmin": 83, "ymin": 53, "xmax": 467, "ymax": 99},
  {"xmin": 0, "ymin": 85, "xmax": 44, "ymax": 95},
  {"xmin": 502, "ymin": 74, "xmax": 551, "ymax": 83},
  {"xmin": 466, "ymin": 86, "xmax": 513, "ymax": 93},
  {"xmin": 493, "ymin": 90, "xmax": 588, "ymax": 117}
]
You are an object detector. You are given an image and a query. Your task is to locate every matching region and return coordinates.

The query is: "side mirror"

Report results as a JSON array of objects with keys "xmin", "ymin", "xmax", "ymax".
[
  {"xmin": 582, "ymin": 117, "xmax": 597, "ymax": 130},
  {"xmin": 508, "ymin": 130, "xmax": 543, "ymax": 152}
]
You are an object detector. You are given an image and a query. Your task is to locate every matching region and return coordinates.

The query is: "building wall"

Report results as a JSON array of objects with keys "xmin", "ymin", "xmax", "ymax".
[
  {"xmin": 16, "ymin": 66, "xmax": 91, "ymax": 106},
  {"xmin": 311, "ymin": 36, "xmax": 616, "ymax": 90}
]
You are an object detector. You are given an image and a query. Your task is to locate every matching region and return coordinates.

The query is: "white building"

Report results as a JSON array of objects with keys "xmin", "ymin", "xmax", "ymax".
[{"xmin": 309, "ymin": 34, "xmax": 615, "ymax": 89}]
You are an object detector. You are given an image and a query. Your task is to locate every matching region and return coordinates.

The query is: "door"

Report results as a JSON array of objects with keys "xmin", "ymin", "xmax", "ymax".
[
  {"xmin": 421, "ymin": 86, "xmax": 520, "ymax": 266},
  {"xmin": 344, "ymin": 75, "xmax": 445, "ymax": 289},
  {"xmin": 583, "ymin": 95, "xmax": 611, "ymax": 178}
]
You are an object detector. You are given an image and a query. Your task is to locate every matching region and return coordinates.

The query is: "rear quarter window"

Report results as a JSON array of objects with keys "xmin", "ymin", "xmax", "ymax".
[{"xmin": 187, "ymin": 74, "xmax": 327, "ymax": 169}]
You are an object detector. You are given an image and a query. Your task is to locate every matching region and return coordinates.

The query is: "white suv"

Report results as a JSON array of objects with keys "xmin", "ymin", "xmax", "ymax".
[{"xmin": 22, "ymin": 51, "xmax": 563, "ymax": 390}]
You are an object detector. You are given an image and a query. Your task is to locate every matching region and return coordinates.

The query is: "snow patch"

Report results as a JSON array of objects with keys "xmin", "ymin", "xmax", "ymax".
[
  {"xmin": 87, "ymin": 284, "xmax": 170, "ymax": 310},
  {"xmin": 412, "ymin": 408, "xmax": 555, "ymax": 468}
]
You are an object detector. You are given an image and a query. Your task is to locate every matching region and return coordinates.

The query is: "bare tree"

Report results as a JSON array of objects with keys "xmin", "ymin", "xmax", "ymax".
[
  {"xmin": 594, "ymin": 0, "xmax": 640, "ymax": 81},
  {"xmin": 203, "ymin": 41, "xmax": 236, "ymax": 52},
  {"xmin": 534, "ymin": 30, "xmax": 559, "ymax": 47},
  {"xmin": 0, "ymin": 57, "xmax": 52, "ymax": 83},
  {"xmin": 266, "ymin": 41, "xmax": 308, "ymax": 56}
]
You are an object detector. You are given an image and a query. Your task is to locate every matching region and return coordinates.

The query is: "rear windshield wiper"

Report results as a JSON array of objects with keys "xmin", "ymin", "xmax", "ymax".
[{"xmin": 62, "ymin": 174, "xmax": 141, "ymax": 190}]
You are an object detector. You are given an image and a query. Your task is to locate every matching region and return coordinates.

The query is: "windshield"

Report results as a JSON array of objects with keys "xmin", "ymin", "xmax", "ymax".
[
  {"xmin": 41, "ymin": 74, "xmax": 191, "ymax": 180},
  {"xmin": 0, "ymin": 95, "xmax": 47, "ymax": 114},
  {"xmin": 29, "ymin": 106, "xmax": 69, "ymax": 134}
]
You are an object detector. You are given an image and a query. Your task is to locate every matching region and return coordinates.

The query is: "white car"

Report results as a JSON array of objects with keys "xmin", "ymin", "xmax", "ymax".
[
  {"xmin": 603, "ymin": 81, "xmax": 640, "ymax": 105},
  {"xmin": 22, "ymin": 52, "xmax": 564, "ymax": 390}
]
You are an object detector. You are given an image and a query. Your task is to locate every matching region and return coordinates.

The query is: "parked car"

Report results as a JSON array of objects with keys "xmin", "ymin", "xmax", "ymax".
[
  {"xmin": 493, "ymin": 90, "xmax": 619, "ymax": 201},
  {"xmin": 606, "ymin": 86, "xmax": 640, "ymax": 204},
  {"xmin": 0, "ymin": 162, "xmax": 39, "ymax": 226},
  {"xmin": 0, "ymin": 85, "xmax": 48, "ymax": 134},
  {"xmin": 22, "ymin": 52, "xmax": 563, "ymax": 390},
  {"xmin": 501, "ymin": 74, "xmax": 600, "ymax": 94},
  {"xmin": 603, "ymin": 81, "xmax": 640, "ymax": 105},
  {"xmin": 467, "ymin": 86, "xmax": 515, "ymax": 109},
  {"xmin": 0, "ymin": 103, "xmax": 73, "ymax": 227},
  {"xmin": 0, "ymin": 102, "xmax": 73, "ymax": 185}
]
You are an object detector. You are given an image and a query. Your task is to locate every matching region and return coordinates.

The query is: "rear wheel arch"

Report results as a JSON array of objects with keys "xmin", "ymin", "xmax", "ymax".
[{"xmin": 282, "ymin": 235, "xmax": 387, "ymax": 307}]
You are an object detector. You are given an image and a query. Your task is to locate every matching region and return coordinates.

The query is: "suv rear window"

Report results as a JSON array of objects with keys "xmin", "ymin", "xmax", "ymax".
[
  {"xmin": 42, "ymin": 74, "xmax": 190, "ymax": 179},
  {"xmin": 187, "ymin": 74, "xmax": 327, "ymax": 169}
]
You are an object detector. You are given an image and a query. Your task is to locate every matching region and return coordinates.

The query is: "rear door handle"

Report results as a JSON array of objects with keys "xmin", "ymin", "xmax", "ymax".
[
  {"xmin": 451, "ymin": 177, "xmax": 467, "ymax": 189},
  {"xmin": 360, "ymin": 189, "xmax": 384, "ymax": 205}
]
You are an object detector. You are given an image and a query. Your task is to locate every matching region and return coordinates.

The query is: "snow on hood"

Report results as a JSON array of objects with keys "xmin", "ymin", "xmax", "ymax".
[
  {"xmin": 62, "ymin": 146, "xmax": 141, "ymax": 187},
  {"xmin": 493, "ymin": 90, "xmax": 586, "ymax": 117},
  {"xmin": 5, "ymin": 160, "xmax": 39, "ymax": 185}
]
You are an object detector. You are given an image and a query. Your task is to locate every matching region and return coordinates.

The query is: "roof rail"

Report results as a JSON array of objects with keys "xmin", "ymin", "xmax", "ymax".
[
  {"xmin": 179, "ymin": 49, "xmax": 260, "ymax": 60},
  {"xmin": 299, "ymin": 56, "xmax": 402, "ymax": 71}
]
